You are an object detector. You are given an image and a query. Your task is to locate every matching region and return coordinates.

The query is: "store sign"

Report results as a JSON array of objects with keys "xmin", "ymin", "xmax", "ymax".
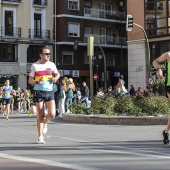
[{"xmin": 72, "ymin": 70, "xmax": 79, "ymax": 77}]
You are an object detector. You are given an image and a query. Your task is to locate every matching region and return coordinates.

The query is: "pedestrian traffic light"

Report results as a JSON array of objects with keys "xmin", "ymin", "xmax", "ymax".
[
  {"xmin": 126, "ymin": 15, "xmax": 133, "ymax": 31},
  {"xmin": 73, "ymin": 41, "xmax": 78, "ymax": 50}
]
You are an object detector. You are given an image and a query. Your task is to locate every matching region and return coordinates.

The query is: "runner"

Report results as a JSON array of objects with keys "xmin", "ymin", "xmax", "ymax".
[
  {"xmin": 1, "ymin": 80, "xmax": 12, "ymax": 120},
  {"xmin": 28, "ymin": 46, "xmax": 60, "ymax": 144}
]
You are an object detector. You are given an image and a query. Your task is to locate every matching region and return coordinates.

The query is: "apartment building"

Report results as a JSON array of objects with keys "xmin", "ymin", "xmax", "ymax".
[
  {"xmin": 0, "ymin": 0, "xmax": 53, "ymax": 89},
  {"xmin": 54, "ymin": 0, "xmax": 128, "ymax": 92},
  {"xmin": 127, "ymin": 0, "xmax": 170, "ymax": 91}
]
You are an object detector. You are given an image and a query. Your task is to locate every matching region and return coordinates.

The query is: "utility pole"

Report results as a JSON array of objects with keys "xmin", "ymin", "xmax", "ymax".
[{"xmin": 87, "ymin": 36, "xmax": 94, "ymax": 99}]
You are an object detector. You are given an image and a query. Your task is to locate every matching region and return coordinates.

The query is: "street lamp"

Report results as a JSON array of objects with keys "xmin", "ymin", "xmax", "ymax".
[
  {"xmin": 73, "ymin": 38, "xmax": 107, "ymax": 92},
  {"xmin": 93, "ymin": 53, "xmax": 103, "ymax": 93}
]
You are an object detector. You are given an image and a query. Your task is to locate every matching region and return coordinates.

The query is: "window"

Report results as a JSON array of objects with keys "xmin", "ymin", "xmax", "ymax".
[
  {"xmin": 107, "ymin": 55, "xmax": 115, "ymax": 66},
  {"xmin": 68, "ymin": 0, "xmax": 79, "ymax": 10},
  {"xmin": 62, "ymin": 51, "xmax": 73, "ymax": 65},
  {"xmin": 27, "ymin": 45, "xmax": 44, "ymax": 63},
  {"xmin": 34, "ymin": 14, "xmax": 42, "ymax": 38},
  {"xmin": 0, "ymin": 44, "xmax": 17, "ymax": 62},
  {"xmin": 145, "ymin": 0, "xmax": 169, "ymax": 37},
  {"xmin": 5, "ymin": 11, "xmax": 13, "ymax": 36},
  {"xmin": 68, "ymin": 23, "xmax": 80, "ymax": 37},
  {"xmin": 84, "ymin": 1, "xmax": 92, "ymax": 16}
]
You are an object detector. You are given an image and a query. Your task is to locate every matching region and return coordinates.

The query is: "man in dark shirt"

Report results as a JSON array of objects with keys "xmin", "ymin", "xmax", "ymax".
[
  {"xmin": 129, "ymin": 85, "xmax": 135, "ymax": 96},
  {"xmin": 81, "ymin": 81, "xmax": 89, "ymax": 107}
]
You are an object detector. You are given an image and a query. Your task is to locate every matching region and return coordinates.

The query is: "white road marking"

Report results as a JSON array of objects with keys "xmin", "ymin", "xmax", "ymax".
[{"xmin": 0, "ymin": 152, "xmax": 100, "ymax": 170}]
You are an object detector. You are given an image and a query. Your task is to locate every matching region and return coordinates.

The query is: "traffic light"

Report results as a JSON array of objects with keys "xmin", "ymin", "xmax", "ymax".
[
  {"xmin": 126, "ymin": 15, "xmax": 133, "ymax": 31},
  {"xmin": 73, "ymin": 41, "xmax": 78, "ymax": 50}
]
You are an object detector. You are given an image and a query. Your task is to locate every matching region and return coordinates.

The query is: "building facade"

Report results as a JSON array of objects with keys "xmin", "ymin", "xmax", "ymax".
[
  {"xmin": 127, "ymin": 0, "xmax": 170, "ymax": 92},
  {"xmin": 54, "ymin": 0, "xmax": 128, "ymax": 93},
  {"xmin": 0, "ymin": 0, "xmax": 53, "ymax": 89}
]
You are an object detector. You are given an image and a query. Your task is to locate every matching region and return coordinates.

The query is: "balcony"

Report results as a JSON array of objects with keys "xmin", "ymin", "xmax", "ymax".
[
  {"xmin": 1, "ymin": 27, "xmax": 21, "ymax": 37},
  {"xmin": 84, "ymin": 7, "xmax": 126, "ymax": 21},
  {"xmin": 84, "ymin": 34, "xmax": 126, "ymax": 46},
  {"xmin": 28, "ymin": 29, "xmax": 50, "ymax": 39},
  {"xmin": 1, "ymin": 0, "xmax": 21, "ymax": 5},
  {"xmin": 145, "ymin": 2, "xmax": 163, "ymax": 13},
  {"xmin": 32, "ymin": 0, "xmax": 47, "ymax": 8}
]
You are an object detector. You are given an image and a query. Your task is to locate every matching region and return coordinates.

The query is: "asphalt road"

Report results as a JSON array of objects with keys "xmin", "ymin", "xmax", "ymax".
[{"xmin": 1, "ymin": 112, "xmax": 170, "ymax": 170}]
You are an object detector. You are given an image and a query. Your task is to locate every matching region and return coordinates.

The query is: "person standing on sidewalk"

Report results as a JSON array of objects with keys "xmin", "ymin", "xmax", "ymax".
[
  {"xmin": 28, "ymin": 46, "xmax": 60, "ymax": 144},
  {"xmin": 153, "ymin": 51, "xmax": 170, "ymax": 144},
  {"xmin": 81, "ymin": 81, "xmax": 89, "ymax": 107}
]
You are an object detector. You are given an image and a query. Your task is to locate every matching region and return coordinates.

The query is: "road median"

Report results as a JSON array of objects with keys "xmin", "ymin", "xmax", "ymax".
[{"xmin": 62, "ymin": 114, "xmax": 168, "ymax": 125}]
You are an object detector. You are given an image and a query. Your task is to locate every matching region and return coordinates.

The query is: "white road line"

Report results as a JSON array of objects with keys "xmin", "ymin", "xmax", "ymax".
[
  {"xmin": 50, "ymin": 135, "xmax": 170, "ymax": 159},
  {"xmin": 0, "ymin": 118, "xmax": 170, "ymax": 166},
  {"xmin": 0, "ymin": 153, "xmax": 100, "ymax": 170}
]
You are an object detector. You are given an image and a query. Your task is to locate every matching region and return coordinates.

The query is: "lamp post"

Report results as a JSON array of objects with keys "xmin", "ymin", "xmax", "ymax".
[
  {"xmin": 133, "ymin": 23, "xmax": 150, "ymax": 78},
  {"xmin": 73, "ymin": 36, "xmax": 107, "ymax": 98},
  {"xmin": 94, "ymin": 43, "xmax": 107, "ymax": 91},
  {"xmin": 93, "ymin": 53, "xmax": 103, "ymax": 93}
]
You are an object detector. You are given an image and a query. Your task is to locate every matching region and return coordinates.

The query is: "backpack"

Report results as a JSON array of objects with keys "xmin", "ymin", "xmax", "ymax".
[
  {"xmin": 53, "ymin": 84, "xmax": 58, "ymax": 93},
  {"xmin": 67, "ymin": 88, "xmax": 73, "ymax": 99},
  {"xmin": 58, "ymin": 92, "xmax": 64, "ymax": 99}
]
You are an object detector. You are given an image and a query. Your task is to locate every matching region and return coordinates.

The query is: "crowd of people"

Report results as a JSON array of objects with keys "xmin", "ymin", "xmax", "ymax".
[{"xmin": 2, "ymin": 46, "xmax": 170, "ymax": 146}]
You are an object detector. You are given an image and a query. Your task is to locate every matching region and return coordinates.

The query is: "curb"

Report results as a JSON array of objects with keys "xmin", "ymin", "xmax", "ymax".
[{"xmin": 62, "ymin": 114, "xmax": 168, "ymax": 125}]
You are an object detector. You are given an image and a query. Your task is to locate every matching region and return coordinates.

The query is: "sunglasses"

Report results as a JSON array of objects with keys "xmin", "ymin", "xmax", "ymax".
[{"xmin": 43, "ymin": 53, "xmax": 51, "ymax": 56}]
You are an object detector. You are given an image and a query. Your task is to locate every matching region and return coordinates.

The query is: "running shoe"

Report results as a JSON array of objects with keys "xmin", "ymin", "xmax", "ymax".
[
  {"xmin": 6, "ymin": 117, "xmax": 9, "ymax": 120},
  {"xmin": 34, "ymin": 121, "xmax": 37, "ymax": 126},
  {"xmin": 28, "ymin": 111, "xmax": 33, "ymax": 117},
  {"xmin": 37, "ymin": 136, "xmax": 45, "ymax": 144},
  {"xmin": 163, "ymin": 130, "xmax": 169, "ymax": 144},
  {"xmin": 2, "ymin": 111, "xmax": 4, "ymax": 116},
  {"xmin": 43, "ymin": 123, "xmax": 48, "ymax": 134}
]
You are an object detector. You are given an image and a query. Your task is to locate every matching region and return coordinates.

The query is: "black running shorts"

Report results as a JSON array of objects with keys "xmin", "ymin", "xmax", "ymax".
[{"xmin": 33, "ymin": 90, "xmax": 54, "ymax": 103}]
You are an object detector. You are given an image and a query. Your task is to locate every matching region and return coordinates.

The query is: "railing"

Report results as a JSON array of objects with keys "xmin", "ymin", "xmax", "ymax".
[
  {"xmin": 1, "ymin": 0, "xmax": 21, "ymax": 3},
  {"xmin": 32, "ymin": 0, "xmax": 47, "ymax": 6},
  {"xmin": 84, "ymin": 7, "xmax": 126, "ymax": 20},
  {"xmin": 1, "ymin": 27, "xmax": 21, "ymax": 37},
  {"xmin": 28, "ymin": 29, "xmax": 50, "ymax": 39},
  {"xmin": 84, "ymin": 34, "xmax": 126, "ymax": 46}
]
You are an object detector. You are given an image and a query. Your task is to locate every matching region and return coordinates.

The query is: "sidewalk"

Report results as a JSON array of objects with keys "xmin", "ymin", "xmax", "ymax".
[{"xmin": 62, "ymin": 113, "xmax": 168, "ymax": 125}]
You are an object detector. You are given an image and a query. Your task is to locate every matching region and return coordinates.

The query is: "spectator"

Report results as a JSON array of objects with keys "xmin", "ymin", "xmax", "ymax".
[
  {"xmin": 136, "ymin": 87, "xmax": 142, "ymax": 97},
  {"xmin": 97, "ymin": 87, "xmax": 104, "ymax": 97},
  {"xmin": 144, "ymin": 86, "xmax": 150, "ymax": 96},
  {"xmin": 81, "ymin": 81, "xmax": 89, "ymax": 107},
  {"xmin": 129, "ymin": 85, "xmax": 136, "ymax": 96},
  {"xmin": 65, "ymin": 83, "xmax": 74, "ymax": 113},
  {"xmin": 58, "ymin": 78, "xmax": 66, "ymax": 116}
]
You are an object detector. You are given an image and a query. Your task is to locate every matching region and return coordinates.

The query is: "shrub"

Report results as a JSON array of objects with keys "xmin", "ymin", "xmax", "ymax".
[
  {"xmin": 116, "ymin": 96, "xmax": 141, "ymax": 116},
  {"xmin": 90, "ymin": 95, "xmax": 118, "ymax": 116},
  {"xmin": 69, "ymin": 95, "xmax": 170, "ymax": 116}
]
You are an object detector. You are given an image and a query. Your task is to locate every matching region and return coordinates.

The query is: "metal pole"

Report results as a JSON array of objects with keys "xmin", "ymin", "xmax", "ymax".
[
  {"xmin": 96, "ymin": 64, "xmax": 99, "ymax": 93},
  {"xmin": 94, "ymin": 43, "xmax": 107, "ymax": 91},
  {"xmin": 54, "ymin": 0, "xmax": 56, "ymax": 65},
  {"xmin": 87, "ymin": 36, "xmax": 94, "ymax": 99},
  {"xmin": 133, "ymin": 23, "xmax": 150, "ymax": 78}
]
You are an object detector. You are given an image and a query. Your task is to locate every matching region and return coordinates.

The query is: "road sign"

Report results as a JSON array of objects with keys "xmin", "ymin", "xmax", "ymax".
[
  {"xmin": 94, "ymin": 73, "xmax": 98, "ymax": 81},
  {"xmin": 148, "ymin": 77, "xmax": 154, "ymax": 85}
]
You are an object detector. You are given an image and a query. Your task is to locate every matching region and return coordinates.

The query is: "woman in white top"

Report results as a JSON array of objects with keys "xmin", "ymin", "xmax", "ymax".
[{"xmin": 58, "ymin": 79, "xmax": 66, "ymax": 116}]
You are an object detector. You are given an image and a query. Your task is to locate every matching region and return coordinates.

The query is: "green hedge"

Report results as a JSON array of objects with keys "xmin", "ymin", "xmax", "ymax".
[{"xmin": 69, "ymin": 95, "xmax": 170, "ymax": 116}]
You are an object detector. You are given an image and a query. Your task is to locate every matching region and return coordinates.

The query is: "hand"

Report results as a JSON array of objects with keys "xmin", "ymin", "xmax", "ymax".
[
  {"xmin": 48, "ymin": 77, "xmax": 57, "ymax": 83},
  {"xmin": 156, "ymin": 69, "xmax": 163, "ymax": 78},
  {"xmin": 38, "ymin": 77, "xmax": 43, "ymax": 84}
]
